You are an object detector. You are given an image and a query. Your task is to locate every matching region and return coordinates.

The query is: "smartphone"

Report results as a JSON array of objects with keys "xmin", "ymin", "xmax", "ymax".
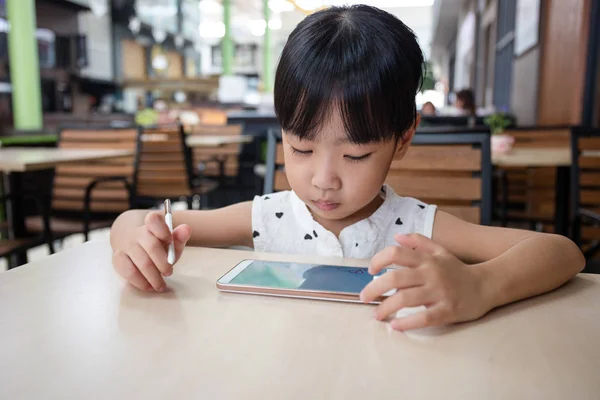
[{"xmin": 216, "ymin": 259, "xmax": 393, "ymax": 304}]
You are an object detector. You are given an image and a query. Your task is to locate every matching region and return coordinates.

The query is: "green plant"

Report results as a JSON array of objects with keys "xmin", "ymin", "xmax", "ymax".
[
  {"xmin": 421, "ymin": 61, "xmax": 436, "ymax": 92},
  {"xmin": 484, "ymin": 112, "xmax": 512, "ymax": 135}
]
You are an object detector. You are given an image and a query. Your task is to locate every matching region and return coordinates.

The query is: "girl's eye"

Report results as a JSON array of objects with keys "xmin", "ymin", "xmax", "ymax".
[
  {"xmin": 290, "ymin": 146, "xmax": 312, "ymax": 156},
  {"xmin": 345, "ymin": 153, "xmax": 372, "ymax": 162}
]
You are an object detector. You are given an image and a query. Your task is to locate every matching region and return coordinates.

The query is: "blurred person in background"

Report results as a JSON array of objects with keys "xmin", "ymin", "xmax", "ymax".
[
  {"xmin": 455, "ymin": 89, "xmax": 476, "ymax": 116},
  {"xmin": 421, "ymin": 101, "xmax": 436, "ymax": 116}
]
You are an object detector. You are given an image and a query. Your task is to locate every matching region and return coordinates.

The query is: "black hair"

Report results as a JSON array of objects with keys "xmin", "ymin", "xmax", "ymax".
[
  {"xmin": 274, "ymin": 5, "xmax": 424, "ymax": 144},
  {"xmin": 456, "ymin": 89, "xmax": 476, "ymax": 115}
]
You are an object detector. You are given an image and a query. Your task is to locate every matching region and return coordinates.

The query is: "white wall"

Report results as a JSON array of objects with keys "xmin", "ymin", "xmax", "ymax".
[
  {"xmin": 453, "ymin": 6, "xmax": 476, "ymax": 91},
  {"xmin": 77, "ymin": 11, "xmax": 114, "ymax": 82},
  {"xmin": 387, "ymin": 6, "xmax": 433, "ymax": 59}
]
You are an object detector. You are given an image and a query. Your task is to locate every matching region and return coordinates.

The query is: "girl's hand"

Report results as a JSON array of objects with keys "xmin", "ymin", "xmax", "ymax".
[
  {"xmin": 112, "ymin": 211, "xmax": 191, "ymax": 292},
  {"xmin": 360, "ymin": 233, "xmax": 491, "ymax": 331}
]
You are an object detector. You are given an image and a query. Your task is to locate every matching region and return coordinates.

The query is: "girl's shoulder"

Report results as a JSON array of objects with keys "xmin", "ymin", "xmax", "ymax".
[
  {"xmin": 251, "ymin": 190, "xmax": 297, "ymax": 228},
  {"xmin": 252, "ymin": 190, "xmax": 294, "ymax": 204},
  {"xmin": 251, "ymin": 190, "xmax": 309, "ymax": 253},
  {"xmin": 380, "ymin": 186, "xmax": 437, "ymax": 239}
]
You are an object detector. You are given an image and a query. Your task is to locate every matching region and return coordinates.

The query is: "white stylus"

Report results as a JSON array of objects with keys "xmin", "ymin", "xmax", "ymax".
[{"xmin": 164, "ymin": 199, "xmax": 176, "ymax": 265}]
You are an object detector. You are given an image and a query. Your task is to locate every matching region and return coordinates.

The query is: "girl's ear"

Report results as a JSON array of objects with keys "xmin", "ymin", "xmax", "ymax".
[{"xmin": 395, "ymin": 114, "xmax": 420, "ymax": 158}]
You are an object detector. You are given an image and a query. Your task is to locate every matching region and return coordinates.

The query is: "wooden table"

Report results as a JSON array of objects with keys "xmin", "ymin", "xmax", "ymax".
[
  {"xmin": 0, "ymin": 147, "xmax": 134, "ymax": 172},
  {"xmin": 492, "ymin": 148, "xmax": 572, "ymax": 167},
  {"xmin": 0, "ymin": 147, "xmax": 135, "ymax": 266},
  {"xmin": 186, "ymin": 135, "xmax": 253, "ymax": 148},
  {"xmin": 492, "ymin": 147, "xmax": 572, "ymax": 235},
  {"xmin": 2, "ymin": 240, "xmax": 599, "ymax": 399}
]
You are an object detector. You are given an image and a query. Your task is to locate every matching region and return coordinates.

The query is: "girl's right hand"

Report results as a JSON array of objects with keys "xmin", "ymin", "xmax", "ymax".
[{"xmin": 112, "ymin": 211, "xmax": 192, "ymax": 292}]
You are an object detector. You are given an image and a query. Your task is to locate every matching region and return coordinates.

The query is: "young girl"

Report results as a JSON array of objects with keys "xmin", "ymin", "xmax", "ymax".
[{"xmin": 110, "ymin": 5, "xmax": 584, "ymax": 331}]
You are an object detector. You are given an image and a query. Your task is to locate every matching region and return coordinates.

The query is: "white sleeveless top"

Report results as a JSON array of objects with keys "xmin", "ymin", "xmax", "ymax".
[{"xmin": 252, "ymin": 185, "xmax": 437, "ymax": 259}]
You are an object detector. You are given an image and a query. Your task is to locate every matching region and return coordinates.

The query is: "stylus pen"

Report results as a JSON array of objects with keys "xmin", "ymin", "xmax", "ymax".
[{"xmin": 164, "ymin": 199, "xmax": 176, "ymax": 265}]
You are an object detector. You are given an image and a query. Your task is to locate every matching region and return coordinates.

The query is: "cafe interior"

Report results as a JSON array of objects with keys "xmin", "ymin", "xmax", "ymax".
[{"xmin": 1, "ymin": 0, "xmax": 600, "ymax": 397}]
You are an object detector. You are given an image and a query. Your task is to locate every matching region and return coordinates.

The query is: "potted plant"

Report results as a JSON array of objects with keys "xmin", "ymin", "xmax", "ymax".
[{"xmin": 484, "ymin": 112, "xmax": 514, "ymax": 154}]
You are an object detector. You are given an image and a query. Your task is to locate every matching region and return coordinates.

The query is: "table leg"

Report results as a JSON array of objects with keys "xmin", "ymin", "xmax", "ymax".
[
  {"xmin": 218, "ymin": 159, "xmax": 227, "ymax": 207},
  {"xmin": 3, "ymin": 172, "xmax": 28, "ymax": 267},
  {"xmin": 554, "ymin": 166, "xmax": 570, "ymax": 237}
]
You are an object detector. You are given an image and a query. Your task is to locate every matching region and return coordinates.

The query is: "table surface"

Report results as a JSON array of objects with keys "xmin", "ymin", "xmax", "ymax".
[
  {"xmin": 0, "ymin": 147, "xmax": 134, "ymax": 172},
  {"xmin": 492, "ymin": 147, "xmax": 572, "ymax": 167},
  {"xmin": 186, "ymin": 135, "xmax": 253, "ymax": 148},
  {"xmin": 227, "ymin": 110, "xmax": 277, "ymax": 119},
  {"xmin": 1, "ymin": 240, "xmax": 599, "ymax": 399}
]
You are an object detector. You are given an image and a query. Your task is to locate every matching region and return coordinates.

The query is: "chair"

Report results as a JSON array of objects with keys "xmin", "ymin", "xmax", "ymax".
[
  {"xmin": 188, "ymin": 123, "xmax": 245, "ymax": 179},
  {"xmin": 389, "ymin": 132, "xmax": 492, "ymax": 225},
  {"xmin": 195, "ymin": 108, "xmax": 228, "ymax": 125},
  {"xmin": 496, "ymin": 127, "xmax": 571, "ymax": 231},
  {"xmin": 1, "ymin": 191, "xmax": 54, "ymax": 269},
  {"xmin": 25, "ymin": 126, "xmax": 137, "ymax": 241},
  {"xmin": 263, "ymin": 129, "xmax": 492, "ymax": 225},
  {"xmin": 132, "ymin": 125, "xmax": 218, "ymax": 209},
  {"xmin": 570, "ymin": 127, "xmax": 600, "ymax": 264}
]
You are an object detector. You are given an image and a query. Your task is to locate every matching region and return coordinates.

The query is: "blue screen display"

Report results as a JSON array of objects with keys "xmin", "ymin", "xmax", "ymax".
[{"xmin": 229, "ymin": 261, "xmax": 388, "ymax": 294}]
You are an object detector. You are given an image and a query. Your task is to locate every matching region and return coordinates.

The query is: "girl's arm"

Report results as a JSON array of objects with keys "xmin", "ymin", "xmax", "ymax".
[
  {"xmin": 110, "ymin": 201, "xmax": 254, "ymax": 251},
  {"xmin": 432, "ymin": 211, "xmax": 585, "ymax": 310},
  {"xmin": 110, "ymin": 202, "xmax": 253, "ymax": 292},
  {"xmin": 361, "ymin": 211, "xmax": 585, "ymax": 331}
]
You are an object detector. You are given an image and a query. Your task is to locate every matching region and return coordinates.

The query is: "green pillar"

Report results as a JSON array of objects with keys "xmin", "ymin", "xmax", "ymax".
[
  {"xmin": 222, "ymin": 0, "xmax": 233, "ymax": 76},
  {"xmin": 7, "ymin": 0, "xmax": 43, "ymax": 130},
  {"xmin": 263, "ymin": 0, "xmax": 273, "ymax": 92}
]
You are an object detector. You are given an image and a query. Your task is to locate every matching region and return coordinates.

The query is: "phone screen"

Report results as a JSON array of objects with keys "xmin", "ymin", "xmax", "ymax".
[{"xmin": 227, "ymin": 260, "xmax": 388, "ymax": 294}]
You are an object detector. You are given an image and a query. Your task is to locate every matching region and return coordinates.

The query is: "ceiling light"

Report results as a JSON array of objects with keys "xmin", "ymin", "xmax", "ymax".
[
  {"xmin": 198, "ymin": 0, "xmax": 223, "ymax": 14},
  {"xmin": 248, "ymin": 20, "xmax": 266, "ymax": 36},
  {"xmin": 199, "ymin": 21, "xmax": 225, "ymax": 38},
  {"xmin": 268, "ymin": 19, "xmax": 282, "ymax": 30},
  {"xmin": 269, "ymin": 0, "xmax": 294, "ymax": 13}
]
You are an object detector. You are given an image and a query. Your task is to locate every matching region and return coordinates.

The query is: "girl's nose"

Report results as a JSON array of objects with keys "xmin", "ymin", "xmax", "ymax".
[{"xmin": 311, "ymin": 162, "xmax": 342, "ymax": 191}]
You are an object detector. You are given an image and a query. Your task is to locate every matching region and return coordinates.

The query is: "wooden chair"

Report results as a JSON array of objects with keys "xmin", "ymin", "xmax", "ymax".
[
  {"xmin": 196, "ymin": 108, "xmax": 228, "ymax": 125},
  {"xmin": 571, "ymin": 127, "xmax": 600, "ymax": 264},
  {"xmin": 132, "ymin": 125, "xmax": 218, "ymax": 209},
  {"xmin": 496, "ymin": 127, "xmax": 571, "ymax": 231},
  {"xmin": 188, "ymin": 123, "xmax": 244, "ymax": 179},
  {"xmin": 25, "ymin": 126, "xmax": 137, "ymax": 241},
  {"xmin": 264, "ymin": 129, "xmax": 492, "ymax": 225}
]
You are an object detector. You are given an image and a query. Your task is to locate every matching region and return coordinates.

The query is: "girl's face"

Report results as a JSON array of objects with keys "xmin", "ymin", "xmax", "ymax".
[{"xmin": 283, "ymin": 110, "xmax": 414, "ymax": 228}]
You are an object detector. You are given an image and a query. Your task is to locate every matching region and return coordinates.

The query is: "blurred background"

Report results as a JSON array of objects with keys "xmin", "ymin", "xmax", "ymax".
[
  {"xmin": 1, "ymin": 0, "xmax": 600, "ymax": 271},
  {"xmin": 0, "ymin": 0, "xmax": 597, "ymax": 129}
]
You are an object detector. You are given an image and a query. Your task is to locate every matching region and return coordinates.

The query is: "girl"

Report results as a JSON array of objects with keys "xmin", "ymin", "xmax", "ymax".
[{"xmin": 110, "ymin": 5, "xmax": 584, "ymax": 331}]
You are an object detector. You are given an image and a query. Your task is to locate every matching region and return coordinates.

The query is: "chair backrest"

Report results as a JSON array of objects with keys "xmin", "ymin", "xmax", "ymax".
[
  {"xmin": 195, "ymin": 108, "xmax": 228, "ymax": 125},
  {"xmin": 571, "ymin": 127, "xmax": 600, "ymax": 250},
  {"xmin": 499, "ymin": 127, "xmax": 571, "ymax": 227},
  {"xmin": 133, "ymin": 125, "xmax": 196, "ymax": 202},
  {"xmin": 263, "ymin": 129, "xmax": 492, "ymax": 225},
  {"xmin": 188, "ymin": 123, "xmax": 245, "ymax": 177},
  {"xmin": 390, "ymin": 132, "xmax": 492, "ymax": 225},
  {"xmin": 189, "ymin": 123, "xmax": 243, "ymax": 136},
  {"xmin": 53, "ymin": 127, "xmax": 138, "ymax": 214},
  {"xmin": 504, "ymin": 127, "xmax": 570, "ymax": 148}
]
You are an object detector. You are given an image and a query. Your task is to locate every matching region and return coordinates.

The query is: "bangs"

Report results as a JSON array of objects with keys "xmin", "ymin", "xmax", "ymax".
[
  {"xmin": 274, "ymin": 5, "xmax": 424, "ymax": 144},
  {"xmin": 276, "ymin": 78, "xmax": 398, "ymax": 145}
]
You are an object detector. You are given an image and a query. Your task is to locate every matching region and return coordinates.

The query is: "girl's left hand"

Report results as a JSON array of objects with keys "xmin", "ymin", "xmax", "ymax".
[{"xmin": 360, "ymin": 233, "xmax": 492, "ymax": 331}]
